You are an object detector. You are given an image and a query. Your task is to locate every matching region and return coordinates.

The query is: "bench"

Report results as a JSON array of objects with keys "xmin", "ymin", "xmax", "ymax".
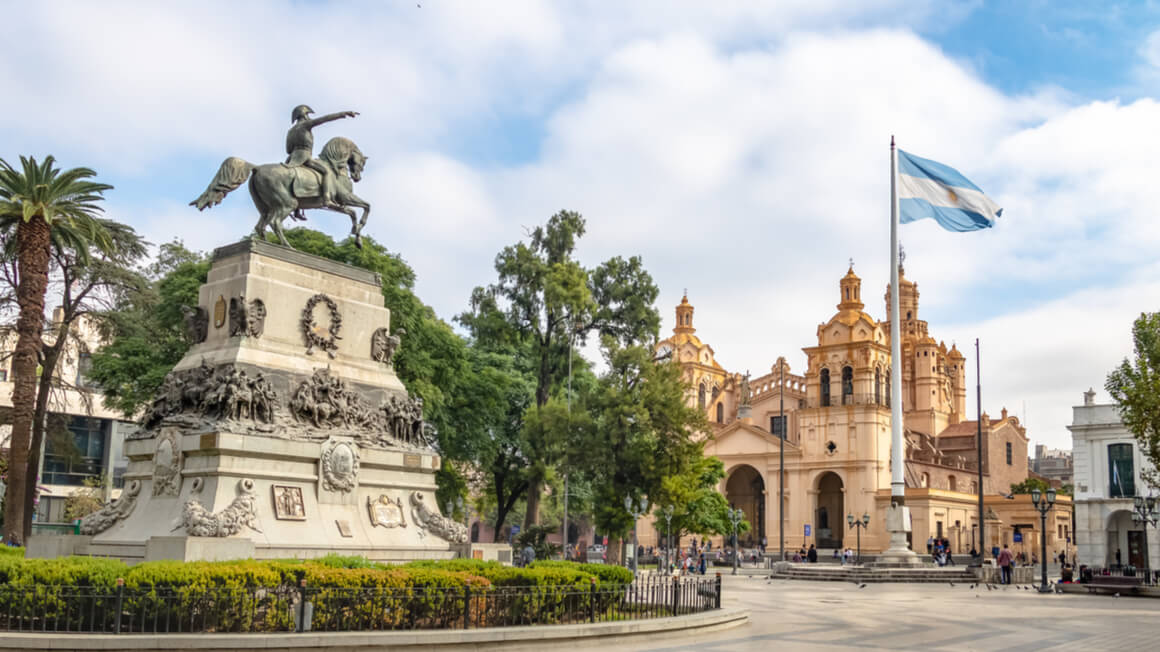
[{"xmin": 1083, "ymin": 576, "xmax": 1143, "ymax": 595}]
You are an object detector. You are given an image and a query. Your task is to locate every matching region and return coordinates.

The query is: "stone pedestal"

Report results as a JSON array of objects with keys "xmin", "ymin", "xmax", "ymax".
[
  {"xmin": 76, "ymin": 239, "xmax": 466, "ymax": 563},
  {"xmin": 872, "ymin": 502, "xmax": 923, "ymax": 567}
]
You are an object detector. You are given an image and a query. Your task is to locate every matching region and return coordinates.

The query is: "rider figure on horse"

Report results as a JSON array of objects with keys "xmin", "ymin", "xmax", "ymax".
[{"xmin": 285, "ymin": 105, "xmax": 358, "ymax": 212}]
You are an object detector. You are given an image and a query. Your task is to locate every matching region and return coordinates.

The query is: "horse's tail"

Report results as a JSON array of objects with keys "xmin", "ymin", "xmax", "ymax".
[{"xmin": 190, "ymin": 157, "xmax": 255, "ymax": 210}]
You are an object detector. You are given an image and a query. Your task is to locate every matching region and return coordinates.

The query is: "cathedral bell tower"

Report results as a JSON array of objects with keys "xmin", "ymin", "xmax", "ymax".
[{"xmin": 674, "ymin": 291, "xmax": 695, "ymax": 335}]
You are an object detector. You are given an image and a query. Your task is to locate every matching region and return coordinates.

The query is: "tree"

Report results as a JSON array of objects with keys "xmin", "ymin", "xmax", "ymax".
[
  {"xmin": 573, "ymin": 338, "xmax": 708, "ymax": 564},
  {"xmin": 463, "ymin": 210, "xmax": 660, "ymax": 528},
  {"xmin": 0, "ymin": 218, "xmax": 148, "ymax": 539},
  {"xmin": 0, "ymin": 156, "xmax": 114, "ymax": 545},
  {"xmin": 654, "ymin": 457, "xmax": 748, "ymax": 546},
  {"xmin": 1107, "ymin": 311, "xmax": 1160, "ymax": 490},
  {"xmin": 88, "ymin": 241, "xmax": 208, "ymax": 417}
]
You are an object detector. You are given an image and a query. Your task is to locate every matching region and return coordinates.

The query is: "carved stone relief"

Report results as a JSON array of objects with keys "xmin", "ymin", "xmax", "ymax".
[
  {"xmin": 172, "ymin": 478, "xmax": 262, "ymax": 537},
  {"xmin": 151, "ymin": 430, "xmax": 181, "ymax": 497},
  {"xmin": 181, "ymin": 305, "xmax": 209, "ymax": 344},
  {"xmin": 367, "ymin": 494, "xmax": 407, "ymax": 528},
  {"xmin": 409, "ymin": 491, "xmax": 467, "ymax": 543},
  {"xmin": 78, "ymin": 480, "xmax": 141, "ymax": 535},
  {"xmin": 272, "ymin": 485, "xmax": 306, "ymax": 520},
  {"xmin": 370, "ymin": 328, "xmax": 404, "ymax": 366},
  {"xmin": 141, "ymin": 360, "xmax": 279, "ymax": 430},
  {"xmin": 320, "ymin": 439, "xmax": 359, "ymax": 493},
  {"xmin": 301, "ymin": 294, "xmax": 342, "ymax": 358},
  {"xmin": 290, "ymin": 368, "xmax": 374, "ymax": 429},
  {"xmin": 229, "ymin": 295, "xmax": 267, "ymax": 338}
]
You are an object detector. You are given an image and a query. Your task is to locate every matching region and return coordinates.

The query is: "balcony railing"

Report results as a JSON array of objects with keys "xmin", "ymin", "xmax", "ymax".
[{"xmin": 804, "ymin": 393, "xmax": 890, "ymax": 409}]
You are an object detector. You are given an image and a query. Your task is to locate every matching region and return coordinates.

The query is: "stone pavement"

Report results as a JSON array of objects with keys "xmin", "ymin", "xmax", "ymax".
[{"xmin": 604, "ymin": 575, "xmax": 1160, "ymax": 651}]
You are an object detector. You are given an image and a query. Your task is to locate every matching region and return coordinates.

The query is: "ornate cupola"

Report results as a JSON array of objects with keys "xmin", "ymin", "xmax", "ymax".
[
  {"xmin": 837, "ymin": 262, "xmax": 864, "ymax": 313},
  {"xmin": 674, "ymin": 291, "xmax": 696, "ymax": 335}
]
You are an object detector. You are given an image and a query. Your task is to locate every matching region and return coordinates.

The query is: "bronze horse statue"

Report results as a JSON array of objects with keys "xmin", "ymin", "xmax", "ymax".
[{"xmin": 190, "ymin": 137, "xmax": 370, "ymax": 248}]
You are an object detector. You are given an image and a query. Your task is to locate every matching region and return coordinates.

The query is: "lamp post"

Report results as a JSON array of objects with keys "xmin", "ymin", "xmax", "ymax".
[
  {"xmin": 1132, "ymin": 494, "xmax": 1158, "ymax": 582},
  {"xmin": 728, "ymin": 507, "xmax": 744, "ymax": 576},
  {"xmin": 625, "ymin": 496, "xmax": 646, "ymax": 576},
  {"xmin": 1031, "ymin": 487, "xmax": 1056, "ymax": 593},
  {"xmin": 661, "ymin": 505, "xmax": 674, "ymax": 573},
  {"xmin": 847, "ymin": 513, "xmax": 870, "ymax": 565}
]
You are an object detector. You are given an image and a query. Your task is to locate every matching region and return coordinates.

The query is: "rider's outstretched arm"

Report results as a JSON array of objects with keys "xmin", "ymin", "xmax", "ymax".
[{"xmin": 308, "ymin": 111, "xmax": 359, "ymax": 128}]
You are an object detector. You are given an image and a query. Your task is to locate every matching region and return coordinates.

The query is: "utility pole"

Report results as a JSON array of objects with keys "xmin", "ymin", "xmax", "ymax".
[{"xmin": 779, "ymin": 358, "xmax": 785, "ymax": 562}]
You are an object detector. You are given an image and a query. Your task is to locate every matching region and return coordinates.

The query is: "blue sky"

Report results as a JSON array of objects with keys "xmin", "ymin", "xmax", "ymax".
[{"xmin": 3, "ymin": 1, "xmax": 1160, "ymax": 449}]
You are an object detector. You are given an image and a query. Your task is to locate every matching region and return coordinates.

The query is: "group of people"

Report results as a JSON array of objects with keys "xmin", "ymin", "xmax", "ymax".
[
  {"xmin": 791, "ymin": 544, "xmax": 819, "ymax": 563},
  {"xmin": 926, "ymin": 536, "xmax": 956, "ymax": 566}
]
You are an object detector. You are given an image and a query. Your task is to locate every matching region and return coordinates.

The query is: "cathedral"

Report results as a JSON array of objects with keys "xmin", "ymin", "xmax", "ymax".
[{"xmin": 642, "ymin": 263, "xmax": 1073, "ymax": 558}]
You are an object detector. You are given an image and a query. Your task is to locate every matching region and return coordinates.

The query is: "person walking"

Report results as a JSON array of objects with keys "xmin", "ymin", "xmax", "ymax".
[
  {"xmin": 807, "ymin": 544, "xmax": 818, "ymax": 563},
  {"xmin": 997, "ymin": 544, "xmax": 1014, "ymax": 585},
  {"xmin": 699, "ymin": 552, "xmax": 707, "ymax": 575}
]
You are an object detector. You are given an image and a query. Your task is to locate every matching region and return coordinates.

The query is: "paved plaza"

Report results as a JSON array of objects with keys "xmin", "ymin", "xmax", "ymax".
[{"xmin": 609, "ymin": 576, "xmax": 1160, "ymax": 651}]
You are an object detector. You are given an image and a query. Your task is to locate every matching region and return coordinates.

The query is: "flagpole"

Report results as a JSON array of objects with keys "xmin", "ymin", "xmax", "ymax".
[
  {"xmin": 890, "ymin": 137, "xmax": 904, "ymax": 503},
  {"xmin": 976, "ymin": 338, "xmax": 984, "ymax": 563}
]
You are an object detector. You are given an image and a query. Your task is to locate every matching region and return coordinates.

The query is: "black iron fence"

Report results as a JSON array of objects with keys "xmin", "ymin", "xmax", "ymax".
[
  {"xmin": 0, "ymin": 575, "xmax": 721, "ymax": 634},
  {"xmin": 1080, "ymin": 565, "xmax": 1158, "ymax": 586}
]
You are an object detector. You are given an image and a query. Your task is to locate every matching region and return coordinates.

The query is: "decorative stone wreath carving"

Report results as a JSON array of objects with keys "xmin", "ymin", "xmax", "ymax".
[
  {"xmin": 367, "ymin": 494, "xmax": 407, "ymax": 528},
  {"xmin": 409, "ymin": 491, "xmax": 467, "ymax": 543},
  {"xmin": 301, "ymin": 293, "xmax": 342, "ymax": 358},
  {"xmin": 151, "ymin": 430, "xmax": 181, "ymax": 497},
  {"xmin": 79, "ymin": 480, "xmax": 141, "ymax": 535},
  {"xmin": 321, "ymin": 439, "xmax": 360, "ymax": 494},
  {"xmin": 172, "ymin": 478, "xmax": 262, "ymax": 537}
]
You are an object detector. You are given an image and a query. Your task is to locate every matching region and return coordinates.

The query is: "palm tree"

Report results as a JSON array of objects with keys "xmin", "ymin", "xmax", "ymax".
[{"xmin": 0, "ymin": 156, "xmax": 112, "ymax": 545}]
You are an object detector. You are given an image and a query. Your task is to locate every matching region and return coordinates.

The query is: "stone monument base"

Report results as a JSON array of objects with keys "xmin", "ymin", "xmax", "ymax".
[{"xmin": 47, "ymin": 240, "xmax": 468, "ymax": 564}]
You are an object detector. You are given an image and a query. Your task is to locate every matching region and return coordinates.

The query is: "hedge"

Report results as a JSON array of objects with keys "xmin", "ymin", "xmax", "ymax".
[{"xmin": 0, "ymin": 555, "xmax": 638, "ymax": 631}]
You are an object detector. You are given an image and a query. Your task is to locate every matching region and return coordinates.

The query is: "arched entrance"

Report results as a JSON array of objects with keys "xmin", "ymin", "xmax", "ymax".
[
  {"xmin": 815, "ymin": 472, "xmax": 844, "ymax": 549},
  {"xmin": 725, "ymin": 465, "xmax": 765, "ymax": 546},
  {"xmin": 1107, "ymin": 509, "xmax": 1146, "ymax": 568}
]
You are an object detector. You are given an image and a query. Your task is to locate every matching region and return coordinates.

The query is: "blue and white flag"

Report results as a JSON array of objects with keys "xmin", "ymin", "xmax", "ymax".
[{"xmin": 897, "ymin": 149, "xmax": 1002, "ymax": 232}]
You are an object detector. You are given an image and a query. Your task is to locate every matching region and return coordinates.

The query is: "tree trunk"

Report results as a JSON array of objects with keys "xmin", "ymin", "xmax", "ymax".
[
  {"xmin": 523, "ymin": 480, "xmax": 542, "ymax": 530},
  {"xmin": 22, "ymin": 345, "xmax": 62, "ymax": 539},
  {"xmin": 3, "ymin": 215, "xmax": 51, "ymax": 546},
  {"xmin": 606, "ymin": 535, "xmax": 623, "ymax": 567}
]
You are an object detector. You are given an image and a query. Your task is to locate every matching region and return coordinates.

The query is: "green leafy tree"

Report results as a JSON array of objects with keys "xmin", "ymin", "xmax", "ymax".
[
  {"xmin": 88, "ymin": 241, "xmax": 209, "ymax": 416},
  {"xmin": 1009, "ymin": 477, "xmax": 1052, "ymax": 495},
  {"xmin": 654, "ymin": 456, "xmax": 748, "ymax": 546},
  {"xmin": 573, "ymin": 339, "xmax": 708, "ymax": 564},
  {"xmin": 1106, "ymin": 311, "xmax": 1160, "ymax": 490},
  {"xmin": 0, "ymin": 156, "xmax": 115, "ymax": 545},
  {"xmin": 0, "ymin": 218, "xmax": 148, "ymax": 539},
  {"xmin": 462, "ymin": 210, "xmax": 660, "ymax": 528}
]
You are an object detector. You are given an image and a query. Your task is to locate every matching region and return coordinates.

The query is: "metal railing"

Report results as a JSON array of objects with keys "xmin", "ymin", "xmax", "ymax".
[
  {"xmin": 0, "ymin": 575, "xmax": 721, "ymax": 634},
  {"xmin": 1080, "ymin": 565, "xmax": 1158, "ymax": 586}
]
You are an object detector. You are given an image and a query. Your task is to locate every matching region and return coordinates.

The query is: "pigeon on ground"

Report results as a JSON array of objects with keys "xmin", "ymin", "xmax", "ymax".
[
  {"xmin": 1114, "ymin": 592, "xmax": 1120, "ymax": 598},
  {"xmin": 858, "ymin": 583, "xmax": 867, "ymax": 589},
  {"xmin": 969, "ymin": 583, "xmax": 977, "ymax": 589},
  {"xmin": 949, "ymin": 582, "xmax": 955, "ymax": 587}
]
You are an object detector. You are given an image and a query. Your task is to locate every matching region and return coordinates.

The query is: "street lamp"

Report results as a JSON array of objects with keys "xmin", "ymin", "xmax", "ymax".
[
  {"xmin": 727, "ymin": 507, "xmax": 744, "ymax": 576},
  {"xmin": 847, "ymin": 513, "xmax": 870, "ymax": 565},
  {"xmin": 624, "ymin": 496, "xmax": 646, "ymax": 576},
  {"xmin": 1132, "ymin": 495, "xmax": 1158, "ymax": 582},
  {"xmin": 660, "ymin": 505, "xmax": 675, "ymax": 573},
  {"xmin": 1030, "ymin": 487, "xmax": 1057, "ymax": 593}
]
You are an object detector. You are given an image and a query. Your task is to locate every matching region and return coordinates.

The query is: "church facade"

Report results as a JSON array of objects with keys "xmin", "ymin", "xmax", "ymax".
[{"xmin": 641, "ymin": 264, "xmax": 1072, "ymax": 559}]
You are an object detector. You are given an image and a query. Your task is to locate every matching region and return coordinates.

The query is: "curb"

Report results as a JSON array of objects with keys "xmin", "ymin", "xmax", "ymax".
[{"xmin": 0, "ymin": 607, "xmax": 749, "ymax": 651}]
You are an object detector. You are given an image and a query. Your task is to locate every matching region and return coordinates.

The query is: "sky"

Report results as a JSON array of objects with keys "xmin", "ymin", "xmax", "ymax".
[{"xmin": 3, "ymin": 0, "xmax": 1160, "ymax": 451}]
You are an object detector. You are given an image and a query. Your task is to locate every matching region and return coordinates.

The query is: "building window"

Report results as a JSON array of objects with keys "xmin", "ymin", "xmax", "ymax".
[
  {"xmin": 841, "ymin": 366, "xmax": 853, "ymax": 405},
  {"xmin": 698, "ymin": 383, "xmax": 706, "ymax": 409},
  {"xmin": 820, "ymin": 369, "xmax": 831, "ymax": 407},
  {"xmin": 76, "ymin": 352, "xmax": 95, "ymax": 388},
  {"xmin": 885, "ymin": 371, "xmax": 891, "ymax": 405},
  {"xmin": 1108, "ymin": 443, "xmax": 1135, "ymax": 498},
  {"xmin": 716, "ymin": 402, "xmax": 724, "ymax": 423},
  {"xmin": 1006, "ymin": 442, "xmax": 1012, "ymax": 465},
  {"xmin": 948, "ymin": 475, "xmax": 956, "ymax": 492},
  {"xmin": 921, "ymin": 472, "xmax": 929, "ymax": 488},
  {"xmin": 42, "ymin": 416, "xmax": 108, "ymax": 486},
  {"xmin": 770, "ymin": 415, "xmax": 787, "ymax": 438},
  {"xmin": 874, "ymin": 368, "xmax": 881, "ymax": 405}
]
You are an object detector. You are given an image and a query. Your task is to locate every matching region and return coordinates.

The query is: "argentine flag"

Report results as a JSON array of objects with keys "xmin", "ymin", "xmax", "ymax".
[{"xmin": 898, "ymin": 150, "xmax": 1002, "ymax": 232}]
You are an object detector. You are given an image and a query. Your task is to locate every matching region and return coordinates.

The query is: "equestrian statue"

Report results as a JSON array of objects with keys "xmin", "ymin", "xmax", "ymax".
[{"xmin": 190, "ymin": 105, "xmax": 371, "ymax": 249}]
